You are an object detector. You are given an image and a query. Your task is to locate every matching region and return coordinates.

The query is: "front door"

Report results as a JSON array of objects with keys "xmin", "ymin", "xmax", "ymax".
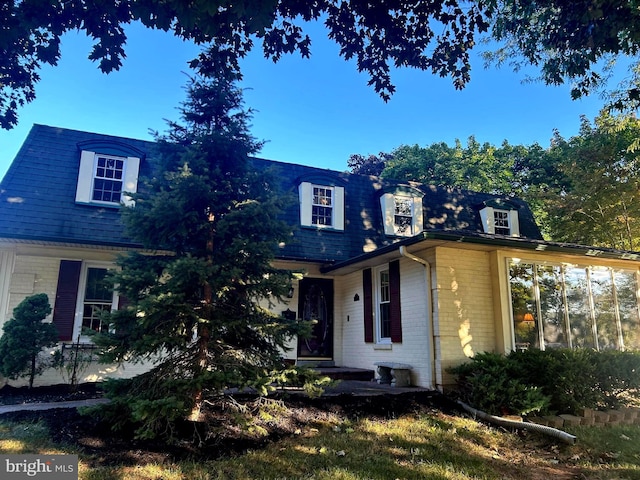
[{"xmin": 297, "ymin": 278, "xmax": 333, "ymax": 359}]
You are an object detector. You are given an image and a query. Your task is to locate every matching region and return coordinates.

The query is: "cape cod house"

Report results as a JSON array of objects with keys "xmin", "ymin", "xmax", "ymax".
[{"xmin": 1, "ymin": 124, "xmax": 639, "ymax": 389}]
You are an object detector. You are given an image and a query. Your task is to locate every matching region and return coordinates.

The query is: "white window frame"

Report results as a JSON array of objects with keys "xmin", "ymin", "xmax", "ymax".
[
  {"xmin": 380, "ymin": 192, "xmax": 423, "ymax": 237},
  {"xmin": 375, "ymin": 264, "xmax": 392, "ymax": 344},
  {"xmin": 298, "ymin": 182, "xmax": 345, "ymax": 230},
  {"xmin": 73, "ymin": 262, "xmax": 118, "ymax": 342},
  {"xmin": 479, "ymin": 206, "xmax": 520, "ymax": 236},
  {"xmin": 75, "ymin": 150, "xmax": 140, "ymax": 207}
]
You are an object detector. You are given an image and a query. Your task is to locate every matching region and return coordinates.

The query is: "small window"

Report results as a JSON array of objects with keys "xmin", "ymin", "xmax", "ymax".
[
  {"xmin": 494, "ymin": 209, "xmax": 511, "ymax": 235},
  {"xmin": 81, "ymin": 267, "xmax": 115, "ymax": 334},
  {"xmin": 92, "ymin": 155, "xmax": 124, "ymax": 203},
  {"xmin": 312, "ymin": 186, "xmax": 333, "ymax": 226},
  {"xmin": 394, "ymin": 196, "xmax": 413, "ymax": 235},
  {"xmin": 378, "ymin": 268, "xmax": 391, "ymax": 340}
]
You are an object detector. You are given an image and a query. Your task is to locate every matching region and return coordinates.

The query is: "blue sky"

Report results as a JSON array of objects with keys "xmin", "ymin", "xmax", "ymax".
[{"xmin": 0, "ymin": 20, "xmax": 620, "ymax": 180}]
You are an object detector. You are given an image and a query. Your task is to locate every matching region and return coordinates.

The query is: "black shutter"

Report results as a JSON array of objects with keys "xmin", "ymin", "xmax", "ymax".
[
  {"xmin": 363, "ymin": 268, "xmax": 373, "ymax": 343},
  {"xmin": 52, "ymin": 260, "xmax": 81, "ymax": 341},
  {"xmin": 389, "ymin": 260, "xmax": 402, "ymax": 343}
]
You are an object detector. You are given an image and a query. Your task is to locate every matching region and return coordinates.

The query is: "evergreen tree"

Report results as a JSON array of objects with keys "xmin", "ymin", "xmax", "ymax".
[
  {"xmin": 93, "ymin": 68, "xmax": 303, "ymax": 438},
  {"xmin": 0, "ymin": 293, "xmax": 57, "ymax": 388}
]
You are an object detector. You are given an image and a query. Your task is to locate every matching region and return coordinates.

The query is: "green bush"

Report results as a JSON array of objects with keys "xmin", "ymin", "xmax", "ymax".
[
  {"xmin": 449, "ymin": 349, "xmax": 640, "ymax": 415},
  {"xmin": 448, "ymin": 352, "xmax": 550, "ymax": 416},
  {"xmin": 0, "ymin": 293, "xmax": 59, "ymax": 388}
]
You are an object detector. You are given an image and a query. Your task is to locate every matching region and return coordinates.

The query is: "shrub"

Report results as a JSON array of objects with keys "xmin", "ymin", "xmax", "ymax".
[
  {"xmin": 0, "ymin": 293, "xmax": 59, "ymax": 388},
  {"xmin": 449, "ymin": 349, "xmax": 640, "ymax": 415}
]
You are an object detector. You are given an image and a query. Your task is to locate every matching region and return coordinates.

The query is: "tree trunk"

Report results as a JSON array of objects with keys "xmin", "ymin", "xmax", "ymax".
[{"xmin": 188, "ymin": 215, "xmax": 214, "ymax": 422}]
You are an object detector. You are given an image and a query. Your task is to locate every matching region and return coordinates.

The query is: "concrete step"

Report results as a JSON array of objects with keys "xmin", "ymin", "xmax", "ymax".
[{"xmin": 313, "ymin": 367, "xmax": 375, "ymax": 382}]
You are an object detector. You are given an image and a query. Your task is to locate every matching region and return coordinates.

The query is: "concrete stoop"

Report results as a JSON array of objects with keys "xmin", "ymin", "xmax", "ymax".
[{"xmin": 527, "ymin": 407, "xmax": 640, "ymax": 428}]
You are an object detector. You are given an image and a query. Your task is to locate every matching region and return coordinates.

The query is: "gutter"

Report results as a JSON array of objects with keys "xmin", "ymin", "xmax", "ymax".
[{"xmin": 399, "ymin": 246, "xmax": 437, "ymax": 391}]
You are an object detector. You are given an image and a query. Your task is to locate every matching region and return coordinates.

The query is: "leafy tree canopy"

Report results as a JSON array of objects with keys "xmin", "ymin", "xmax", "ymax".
[
  {"xmin": 544, "ymin": 111, "xmax": 640, "ymax": 250},
  {"xmin": 1, "ymin": 0, "xmax": 490, "ymax": 129},
  {"xmin": 484, "ymin": 0, "xmax": 640, "ymax": 111}
]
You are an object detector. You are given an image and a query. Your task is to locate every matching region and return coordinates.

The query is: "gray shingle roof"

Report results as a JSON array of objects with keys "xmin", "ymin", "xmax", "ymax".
[{"xmin": 0, "ymin": 125, "xmax": 542, "ymax": 260}]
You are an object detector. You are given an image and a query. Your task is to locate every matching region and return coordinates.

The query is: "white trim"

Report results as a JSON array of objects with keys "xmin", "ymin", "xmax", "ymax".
[
  {"xmin": 0, "ymin": 250, "xmax": 15, "ymax": 327},
  {"xmin": 122, "ymin": 156, "xmax": 140, "ymax": 207},
  {"xmin": 75, "ymin": 150, "xmax": 96, "ymax": 204}
]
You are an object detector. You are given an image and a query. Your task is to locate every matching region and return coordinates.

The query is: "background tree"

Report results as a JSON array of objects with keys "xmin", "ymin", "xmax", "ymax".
[
  {"xmin": 543, "ymin": 112, "xmax": 640, "ymax": 250},
  {"xmin": 0, "ymin": 293, "xmax": 58, "ymax": 388},
  {"xmin": 380, "ymin": 137, "xmax": 517, "ymax": 194},
  {"xmin": 92, "ymin": 66, "xmax": 304, "ymax": 438},
  {"xmin": 347, "ymin": 152, "xmax": 392, "ymax": 176}
]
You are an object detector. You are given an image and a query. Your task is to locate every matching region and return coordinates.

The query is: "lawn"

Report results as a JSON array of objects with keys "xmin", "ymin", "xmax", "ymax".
[{"xmin": 0, "ymin": 392, "xmax": 639, "ymax": 480}]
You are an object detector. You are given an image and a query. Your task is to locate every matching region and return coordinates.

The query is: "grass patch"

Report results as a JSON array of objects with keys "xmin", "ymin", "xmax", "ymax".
[{"xmin": 2, "ymin": 406, "xmax": 640, "ymax": 479}]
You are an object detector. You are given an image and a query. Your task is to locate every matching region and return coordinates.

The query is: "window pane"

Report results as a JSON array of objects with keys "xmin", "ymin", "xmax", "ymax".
[
  {"xmin": 590, "ymin": 267, "xmax": 618, "ymax": 350},
  {"xmin": 93, "ymin": 155, "xmax": 124, "ymax": 203},
  {"xmin": 565, "ymin": 266, "xmax": 596, "ymax": 349},
  {"xmin": 537, "ymin": 264, "xmax": 568, "ymax": 348},
  {"xmin": 494, "ymin": 210, "xmax": 510, "ymax": 235},
  {"xmin": 83, "ymin": 268, "xmax": 112, "ymax": 333},
  {"xmin": 509, "ymin": 262, "xmax": 539, "ymax": 349},
  {"xmin": 615, "ymin": 270, "xmax": 640, "ymax": 350},
  {"xmin": 379, "ymin": 269, "xmax": 390, "ymax": 339}
]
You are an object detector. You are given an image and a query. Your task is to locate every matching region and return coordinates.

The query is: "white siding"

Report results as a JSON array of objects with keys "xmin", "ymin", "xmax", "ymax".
[{"xmin": 336, "ymin": 258, "xmax": 433, "ymax": 388}]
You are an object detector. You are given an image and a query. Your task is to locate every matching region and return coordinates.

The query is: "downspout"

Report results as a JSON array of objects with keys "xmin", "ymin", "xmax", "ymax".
[{"xmin": 399, "ymin": 246, "xmax": 437, "ymax": 391}]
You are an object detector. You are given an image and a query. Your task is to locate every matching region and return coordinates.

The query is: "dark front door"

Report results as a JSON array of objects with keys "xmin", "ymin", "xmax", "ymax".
[{"xmin": 297, "ymin": 278, "xmax": 333, "ymax": 359}]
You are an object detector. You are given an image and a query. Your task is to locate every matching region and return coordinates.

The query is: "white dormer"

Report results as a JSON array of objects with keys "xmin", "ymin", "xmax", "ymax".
[
  {"xmin": 298, "ymin": 181, "xmax": 345, "ymax": 230},
  {"xmin": 380, "ymin": 186, "xmax": 424, "ymax": 237},
  {"xmin": 74, "ymin": 140, "xmax": 144, "ymax": 208},
  {"xmin": 479, "ymin": 200, "xmax": 520, "ymax": 236}
]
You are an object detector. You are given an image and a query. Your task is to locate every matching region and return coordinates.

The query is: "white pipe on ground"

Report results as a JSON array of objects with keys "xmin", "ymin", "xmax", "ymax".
[{"xmin": 457, "ymin": 401, "xmax": 577, "ymax": 445}]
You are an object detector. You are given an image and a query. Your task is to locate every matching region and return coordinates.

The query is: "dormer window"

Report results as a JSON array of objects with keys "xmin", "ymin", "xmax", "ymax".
[
  {"xmin": 75, "ymin": 147, "xmax": 141, "ymax": 207},
  {"xmin": 380, "ymin": 187, "xmax": 424, "ymax": 237},
  {"xmin": 493, "ymin": 209, "xmax": 511, "ymax": 235},
  {"xmin": 92, "ymin": 155, "xmax": 125, "ymax": 203},
  {"xmin": 479, "ymin": 201, "xmax": 520, "ymax": 236},
  {"xmin": 312, "ymin": 186, "xmax": 334, "ymax": 226},
  {"xmin": 299, "ymin": 181, "xmax": 345, "ymax": 230}
]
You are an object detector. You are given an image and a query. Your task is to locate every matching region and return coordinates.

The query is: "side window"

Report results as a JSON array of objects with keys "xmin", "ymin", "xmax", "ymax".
[
  {"xmin": 364, "ymin": 261, "xmax": 402, "ymax": 344},
  {"xmin": 81, "ymin": 267, "xmax": 115, "ymax": 334},
  {"xmin": 299, "ymin": 182, "xmax": 345, "ymax": 230},
  {"xmin": 76, "ymin": 150, "xmax": 140, "ymax": 207},
  {"xmin": 380, "ymin": 192, "xmax": 423, "ymax": 237},
  {"xmin": 377, "ymin": 267, "xmax": 391, "ymax": 342}
]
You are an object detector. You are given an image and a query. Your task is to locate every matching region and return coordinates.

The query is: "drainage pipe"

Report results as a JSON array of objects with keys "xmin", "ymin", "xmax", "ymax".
[
  {"xmin": 457, "ymin": 401, "xmax": 577, "ymax": 445},
  {"xmin": 398, "ymin": 246, "xmax": 436, "ymax": 391}
]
